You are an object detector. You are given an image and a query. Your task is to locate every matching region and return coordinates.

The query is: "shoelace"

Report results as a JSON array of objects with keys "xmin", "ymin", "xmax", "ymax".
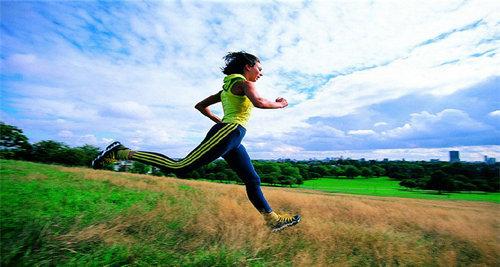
[
  {"xmin": 102, "ymin": 151, "xmax": 117, "ymax": 164},
  {"xmin": 278, "ymin": 215, "xmax": 295, "ymax": 223}
]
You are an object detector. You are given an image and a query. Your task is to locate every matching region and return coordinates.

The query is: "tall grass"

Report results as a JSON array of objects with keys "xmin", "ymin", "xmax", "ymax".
[{"xmin": 1, "ymin": 160, "xmax": 498, "ymax": 266}]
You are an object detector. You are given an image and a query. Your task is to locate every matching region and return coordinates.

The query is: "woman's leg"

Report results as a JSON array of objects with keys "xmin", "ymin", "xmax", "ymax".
[
  {"xmin": 223, "ymin": 144, "xmax": 272, "ymax": 213},
  {"xmin": 223, "ymin": 144, "xmax": 301, "ymax": 231},
  {"xmin": 127, "ymin": 123, "xmax": 243, "ymax": 175}
]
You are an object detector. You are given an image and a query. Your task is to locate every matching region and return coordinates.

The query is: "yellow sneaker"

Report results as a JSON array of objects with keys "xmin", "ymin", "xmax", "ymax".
[{"xmin": 263, "ymin": 211, "xmax": 301, "ymax": 232}]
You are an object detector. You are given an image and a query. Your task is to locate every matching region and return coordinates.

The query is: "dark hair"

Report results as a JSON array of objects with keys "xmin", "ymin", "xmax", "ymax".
[{"xmin": 221, "ymin": 51, "xmax": 260, "ymax": 75}]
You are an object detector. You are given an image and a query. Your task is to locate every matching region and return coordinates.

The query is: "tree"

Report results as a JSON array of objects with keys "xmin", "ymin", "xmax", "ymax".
[
  {"xmin": 0, "ymin": 122, "xmax": 32, "ymax": 159},
  {"xmin": 400, "ymin": 179, "xmax": 418, "ymax": 190},
  {"xmin": 309, "ymin": 165, "xmax": 329, "ymax": 177},
  {"xmin": 184, "ymin": 170, "xmax": 201, "ymax": 179},
  {"xmin": 427, "ymin": 170, "xmax": 455, "ymax": 193},
  {"xmin": 295, "ymin": 163, "xmax": 311, "ymax": 179},
  {"xmin": 223, "ymin": 169, "xmax": 239, "ymax": 183},
  {"xmin": 151, "ymin": 167, "xmax": 166, "ymax": 176},
  {"xmin": 344, "ymin": 165, "xmax": 361, "ymax": 179},
  {"xmin": 360, "ymin": 167, "xmax": 374, "ymax": 178},
  {"xmin": 254, "ymin": 161, "xmax": 282, "ymax": 184},
  {"xmin": 72, "ymin": 145, "xmax": 100, "ymax": 166},
  {"xmin": 371, "ymin": 165, "xmax": 386, "ymax": 177},
  {"xmin": 280, "ymin": 164, "xmax": 301, "ymax": 180},
  {"xmin": 278, "ymin": 164, "xmax": 301, "ymax": 187},
  {"xmin": 31, "ymin": 140, "xmax": 69, "ymax": 164},
  {"xmin": 130, "ymin": 161, "xmax": 150, "ymax": 174}
]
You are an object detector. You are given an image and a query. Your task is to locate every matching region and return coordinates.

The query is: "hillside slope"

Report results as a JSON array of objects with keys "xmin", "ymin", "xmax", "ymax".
[{"xmin": 1, "ymin": 160, "xmax": 498, "ymax": 266}]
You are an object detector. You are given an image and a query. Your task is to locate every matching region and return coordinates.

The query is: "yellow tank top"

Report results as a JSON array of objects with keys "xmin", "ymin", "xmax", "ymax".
[{"xmin": 221, "ymin": 74, "xmax": 253, "ymax": 126}]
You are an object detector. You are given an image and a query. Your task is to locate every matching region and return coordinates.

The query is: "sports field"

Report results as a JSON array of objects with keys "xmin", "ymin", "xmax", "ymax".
[{"xmin": 299, "ymin": 177, "xmax": 500, "ymax": 203}]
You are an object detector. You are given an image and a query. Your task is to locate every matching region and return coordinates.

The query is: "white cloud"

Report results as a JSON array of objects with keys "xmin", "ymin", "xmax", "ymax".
[
  {"xmin": 374, "ymin": 122, "xmax": 388, "ymax": 128},
  {"xmin": 489, "ymin": 110, "xmax": 500, "ymax": 117},
  {"xmin": 348, "ymin": 130, "xmax": 376, "ymax": 136},
  {"xmin": 383, "ymin": 109, "xmax": 489, "ymax": 139},
  {"xmin": 79, "ymin": 134, "xmax": 98, "ymax": 145},
  {"xmin": 273, "ymin": 144, "xmax": 304, "ymax": 154},
  {"xmin": 99, "ymin": 101, "xmax": 153, "ymax": 120},
  {"xmin": 58, "ymin": 130, "xmax": 73, "ymax": 138}
]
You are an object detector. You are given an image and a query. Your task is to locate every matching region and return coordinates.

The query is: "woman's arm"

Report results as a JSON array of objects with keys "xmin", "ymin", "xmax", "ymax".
[
  {"xmin": 195, "ymin": 91, "xmax": 223, "ymax": 123},
  {"xmin": 243, "ymin": 81, "xmax": 288, "ymax": 109}
]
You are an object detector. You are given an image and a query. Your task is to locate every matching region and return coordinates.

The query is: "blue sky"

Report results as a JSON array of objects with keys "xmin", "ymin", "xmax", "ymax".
[{"xmin": 1, "ymin": 0, "xmax": 499, "ymax": 161}]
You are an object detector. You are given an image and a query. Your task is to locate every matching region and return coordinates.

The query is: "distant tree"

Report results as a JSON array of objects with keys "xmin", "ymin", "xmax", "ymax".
[
  {"xmin": 216, "ymin": 172, "xmax": 228, "ymax": 183},
  {"xmin": 254, "ymin": 161, "xmax": 282, "ymax": 184},
  {"xmin": 130, "ymin": 161, "xmax": 150, "ymax": 174},
  {"xmin": 400, "ymin": 179, "xmax": 418, "ymax": 190},
  {"xmin": 278, "ymin": 175, "xmax": 295, "ymax": 187},
  {"xmin": 280, "ymin": 164, "xmax": 302, "ymax": 180},
  {"xmin": 150, "ymin": 167, "xmax": 165, "ymax": 176},
  {"xmin": 275, "ymin": 164, "xmax": 302, "ymax": 187},
  {"xmin": 344, "ymin": 165, "xmax": 361, "ymax": 179},
  {"xmin": 427, "ymin": 170, "xmax": 455, "ymax": 193},
  {"xmin": 73, "ymin": 145, "xmax": 100, "ymax": 166},
  {"xmin": 117, "ymin": 162, "xmax": 129, "ymax": 172},
  {"xmin": 223, "ymin": 169, "xmax": 239, "ymax": 183},
  {"xmin": 31, "ymin": 140, "xmax": 69, "ymax": 164},
  {"xmin": 55, "ymin": 145, "xmax": 100, "ymax": 166},
  {"xmin": 461, "ymin": 182, "xmax": 477, "ymax": 192},
  {"xmin": 261, "ymin": 172, "xmax": 280, "ymax": 185},
  {"xmin": 408, "ymin": 164, "xmax": 425, "ymax": 179},
  {"xmin": 334, "ymin": 166, "xmax": 345, "ymax": 177},
  {"xmin": 0, "ymin": 122, "xmax": 32, "ymax": 160},
  {"xmin": 309, "ymin": 165, "xmax": 329, "ymax": 177},
  {"xmin": 296, "ymin": 164, "xmax": 311, "ymax": 179},
  {"xmin": 206, "ymin": 173, "xmax": 217, "ymax": 181},
  {"xmin": 295, "ymin": 176, "xmax": 304, "ymax": 185},
  {"xmin": 329, "ymin": 166, "xmax": 342, "ymax": 177},
  {"xmin": 371, "ymin": 165, "xmax": 386, "ymax": 177},
  {"xmin": 184, "ymin": 170, "xmax": 201, "ymax": 179},
  {"xmin": 360, "ymin": 167, "xmax": 374, "ymax": 178}
]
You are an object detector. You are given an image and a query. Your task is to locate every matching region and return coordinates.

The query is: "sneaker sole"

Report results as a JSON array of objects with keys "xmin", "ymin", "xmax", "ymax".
[
  {"xmin": 91, "ymin": 141, "xmax": 122, "ymax": 169},
  {"xmin": 271, "ymin": 216, "xmax": 301, "ymax": 232}
]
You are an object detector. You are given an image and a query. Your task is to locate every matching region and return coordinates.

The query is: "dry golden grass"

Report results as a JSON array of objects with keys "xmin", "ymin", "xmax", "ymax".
[{"xmin": 59, "ymin": 167, "xmax": 500, "ymax": 266}]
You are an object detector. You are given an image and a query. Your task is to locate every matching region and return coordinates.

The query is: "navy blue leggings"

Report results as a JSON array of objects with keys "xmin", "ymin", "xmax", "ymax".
[{"xmin": 131, "ymin": 123, "xmax": 272, "ymax": 213}]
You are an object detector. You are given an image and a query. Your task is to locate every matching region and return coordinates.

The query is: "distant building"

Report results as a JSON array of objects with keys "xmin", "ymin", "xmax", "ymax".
[
  {"xmin": 430, "ymin": 159, "xmax": 440, "ymax": 162},
  {"xmin": 484, "ymin": 156, "xmax": 496, "ymax": 165},
  {"xmin": 449, "ymin": 151, "xmax": 460, "ymax": 163}
]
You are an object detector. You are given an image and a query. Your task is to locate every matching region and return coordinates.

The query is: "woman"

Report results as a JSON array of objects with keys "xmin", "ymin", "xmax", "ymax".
[{"xmin": 92, "ymin": 52, "xmax": 301, "ymax": 232}]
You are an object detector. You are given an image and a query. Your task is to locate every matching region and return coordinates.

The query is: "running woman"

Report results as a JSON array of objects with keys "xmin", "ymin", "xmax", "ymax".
[{"xmin": 92, "ymin": 52, "xmax": 301, "ymax": 232}]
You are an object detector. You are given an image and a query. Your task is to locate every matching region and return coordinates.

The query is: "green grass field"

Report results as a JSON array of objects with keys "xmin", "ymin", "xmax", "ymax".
[
  {"xmin": 299, "ymin": 177, "xmax": 500, "ymax": 203},
  {"xmin": 1, "ymin": 160, "xmax": 499, "ymax": 266}
]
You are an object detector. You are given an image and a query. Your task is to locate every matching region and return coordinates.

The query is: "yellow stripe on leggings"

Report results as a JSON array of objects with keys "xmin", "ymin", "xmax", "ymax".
[
  {"xmin": 133, "ymin": 123, "xmax": 238, "ymax": 169},
  {"xmin": 133, "ymin": 123, "xmax": 236, "ymax": 169}
]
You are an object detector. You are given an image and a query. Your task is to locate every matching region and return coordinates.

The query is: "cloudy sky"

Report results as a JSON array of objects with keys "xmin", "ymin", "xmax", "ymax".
[{"xmin": 1, "ymin": 0, "xmax": 499, "ymax": 161}]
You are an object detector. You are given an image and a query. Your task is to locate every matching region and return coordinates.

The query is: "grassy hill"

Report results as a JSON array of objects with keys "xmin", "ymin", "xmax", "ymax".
[{"xmin": 1, "ymin": 160, "xmax": 499, "ymax": 266}]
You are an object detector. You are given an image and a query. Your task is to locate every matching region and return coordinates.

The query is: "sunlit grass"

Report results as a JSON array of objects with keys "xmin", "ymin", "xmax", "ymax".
[
  {"xmin": 1, "ymin": 160, "xmax": 499, "ymax": 266},
  {"xmin": 299, "ymin": 177, "xmax": 500, "ymax": 203}
]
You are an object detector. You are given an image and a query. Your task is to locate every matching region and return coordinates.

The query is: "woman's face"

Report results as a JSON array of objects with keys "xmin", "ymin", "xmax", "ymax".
[{"xmin": 245, "ymin": 62, "xmax": 263, "ymax": 82}]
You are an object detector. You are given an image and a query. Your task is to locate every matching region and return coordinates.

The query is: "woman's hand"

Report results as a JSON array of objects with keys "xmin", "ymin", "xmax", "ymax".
[
  {"xmin": 244, "ymin": 81, "xmax": 288, "ymax": 109},
  {"xmin": 195, "ymin": 91, "xmax": 223, "ymax": 123},
  {"xmin": 275, "ymin": 97, "xmax": 288, "ymax": 108}
]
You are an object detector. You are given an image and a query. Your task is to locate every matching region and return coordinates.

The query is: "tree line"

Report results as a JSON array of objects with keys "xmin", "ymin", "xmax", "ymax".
[{"xmin": 1, "ymin": 122, "xmax": 498, "ymax": 192}]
